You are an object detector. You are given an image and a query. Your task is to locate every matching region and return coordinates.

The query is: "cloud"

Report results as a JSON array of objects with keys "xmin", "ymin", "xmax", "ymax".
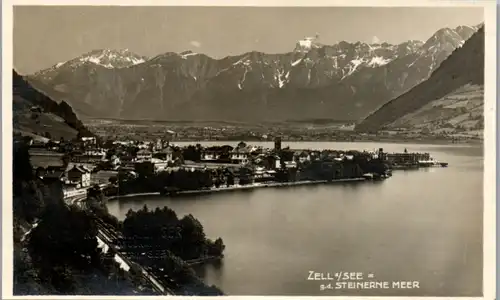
[
  {"xmin": 371, "ymin": 36, "xmax": 380, "ymax": 44},
  {"xmin": 190, "ymin": 40, "xmax": 201, "ymax": 48}
]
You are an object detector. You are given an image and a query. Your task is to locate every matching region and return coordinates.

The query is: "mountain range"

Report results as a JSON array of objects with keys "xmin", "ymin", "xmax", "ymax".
[
  {"xmin": 25, "ymin": 24, "xmax": 482, "ymax": 123},
  {"xmin": 356, "ymin": 25, "xmax": 484, "ymax": 138}
]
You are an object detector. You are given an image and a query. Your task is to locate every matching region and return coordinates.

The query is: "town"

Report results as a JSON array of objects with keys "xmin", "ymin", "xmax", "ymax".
[
  {"xmin": 14, "ymin": 132, "xmax": 448, "ymax": 296},
  {"xmin": 18, "ymin": 132, "xmax": 448, "ymax": 206}
]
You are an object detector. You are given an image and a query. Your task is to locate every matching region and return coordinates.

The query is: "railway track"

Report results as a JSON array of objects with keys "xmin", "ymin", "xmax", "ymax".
[
  {"xmin": 65, "ymin": 190, "xmax": 177, "ymax": 296},
  {"xmin": 92, "ymin": 215, "xmax": 175, "ymax": 295}
]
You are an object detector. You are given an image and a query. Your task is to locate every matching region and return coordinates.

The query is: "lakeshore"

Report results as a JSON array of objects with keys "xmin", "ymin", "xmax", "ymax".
[{"xmin": 107, "ymin": 177, "xmax": 368, "ymax": 201}]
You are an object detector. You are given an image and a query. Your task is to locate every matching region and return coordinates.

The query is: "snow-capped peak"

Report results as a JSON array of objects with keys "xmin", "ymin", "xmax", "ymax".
[
  {"xmin": 455, "ymin": 24, "xmax": 480, "ymax": 41},
  {"xmin": 76, "ymin": 49, "xmax": 147, "ymax": 68},
  {"xmin": 422, "ymin": 27, "xmax": 468, "ymax": 53},
  {"xmin": 31, "ymin": 49, "xmax": 148, "ymax": 77},
  {"xmin": 294, "ymin": 34, "xmax": 321, "ymax": 52},
  {"xmin": 179, "ymin": 50, "xmax": 199, "ymax": 59}
]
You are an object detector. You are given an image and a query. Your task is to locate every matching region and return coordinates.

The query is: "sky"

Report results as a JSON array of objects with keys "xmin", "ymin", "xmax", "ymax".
[{"xmin": 13, "ymin": 6, "xmax": 484, "ymax": 74}]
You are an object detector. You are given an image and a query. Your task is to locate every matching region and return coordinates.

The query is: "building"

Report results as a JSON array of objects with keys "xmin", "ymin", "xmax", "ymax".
[
  {"xmin": 81, "ymin": 136, "xmax": 97, "ymax": 147},
  {"xmin": 386, "ymin": 152, "xmax": 430, "ymax": 165},
  {"xmin": 155, "ymin": 138, "xmax": 163, "ymax": 151},
  {"xmin": 283, "ymin": 161, "xmax": 297, "ymax": 169},
  {"xmin": 201, "ymin": 149, "xmax": 221, "ymax": 161},
  {"xmin": 295, "ymin": 151, "xmax": 311, "ymax": 163},
  {"xmin": 153, "ymin": 146, "xmax": 174, "ymax": 162},
  {"xmin": 274, "ymin": 137, "xmax": 282, "ymax": 151},
  {"xmin": 134, "ymin": 158, "xmax": 170, "ymax": 176},
  {"xmin": 273, "ymin": 155, "xmax": 281, "ymax": 169},
  {"xmin": 230, "ymin": 146, "xmax": 251, "ymax": 164},
  {"xmin": 254, "ymin": 168, "xmax": 277, "ymax": 183},
  {"xmin": 71, "ymin": 150, "xmax": 106, "ymax": 164},
  {"xmin": 161, "ymin": 147, "xmax": 174, "ymax": 162},
  {"xmin": 67, "ymin": 165, "xmax": 91, "ymax": 188},
  {"xmin": 151, "ymin": 158, "xmax": 169, "ymax": 173},
  {"xmin": 136, "ymin": 149, "xmax": 153, "ymax": 162}
]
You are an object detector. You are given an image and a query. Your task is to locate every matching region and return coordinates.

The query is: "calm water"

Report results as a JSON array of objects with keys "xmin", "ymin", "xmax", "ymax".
[{"xmin": 107, "ymin": 142, "xmax": 484, "ymax": 296}]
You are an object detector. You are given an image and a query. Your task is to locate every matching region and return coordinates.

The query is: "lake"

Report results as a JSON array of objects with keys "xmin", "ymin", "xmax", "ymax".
[{"xmin": 107, "ymin": 141, "xmax": 484, "ymax": 296}]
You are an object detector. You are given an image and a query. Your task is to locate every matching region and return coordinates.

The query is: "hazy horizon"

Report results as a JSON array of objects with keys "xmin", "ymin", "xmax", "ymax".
[{"xmin": 14, "ymin": 6, "xmax": 483, "ymax": 74}]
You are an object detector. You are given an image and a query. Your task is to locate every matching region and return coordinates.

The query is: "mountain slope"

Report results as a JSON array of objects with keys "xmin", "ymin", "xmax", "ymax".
[
  {"xmin": 355, "ymin": 26, "xmax": 484, "ymax": 133},
  {"xmin": 27, "ymin": 24, "xmax": 480, "ymax": 122},
  {"xmin": 13, "ymin": 70, "xmax": 93, "ymax": 140},
  {"xmin": 385, "ymin": 84, "xmax": 483, "ymax": 138}
]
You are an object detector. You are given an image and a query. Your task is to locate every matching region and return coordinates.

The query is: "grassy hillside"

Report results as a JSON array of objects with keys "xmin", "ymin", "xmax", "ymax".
[
  {"xmin": 387, "ymin": 84, "xmax": 483, "ymax": 139},
  {"xmin": 13, "ymin": 69, "xmax": 93, "ymax": 140},
  {"xmin": 356, "ymin": 26, "xmax": 484, "ymax": 133}
]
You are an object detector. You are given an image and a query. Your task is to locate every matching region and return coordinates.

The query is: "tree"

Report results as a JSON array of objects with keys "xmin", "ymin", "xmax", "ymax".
[
  {"xmin": 207, "ymin": 237, "xmax": 225, "ymax": 256},
  {"xmin": 177, "ymin": 214, "xmax": 206, "ymax": 259},
  {"xmin": 182, "ymin": 145, "xmax": 201, "ymax": 162},
  {"xmin": 86, "ymin": 184, "xmax": 106, "ymax": 211},
  {"xmin": 226, "ymin": 173, "xmax": 235, "ymax": 186},
  {"xmin": 61, "ymin": 153, "xmax": 72, "ymax": 168},
  {"xmin": 13, "ymin": 143, "xmax": 34, "ymax": 183},
  {"xmin": 28, "ymin": 204, "xmax": 100, "ymax": 292},
  {"xmin": 109, "ymin": 176, "xmax": 118, "ymax": 185}
]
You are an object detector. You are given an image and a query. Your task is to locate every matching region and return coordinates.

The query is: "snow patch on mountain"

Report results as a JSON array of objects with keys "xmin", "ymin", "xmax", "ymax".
[
  {"xmin": 180, "ymin": 51, "xmax": 199, "ymax": 59},
  {"xmin": 345, "ymin": 58, "xmax": 364, "ymax": 77},
  {"xmin": 368, "ymin": 56, "xmax": 392, "ymax": 67},
  {"xmin": 274, "ymin": 69, "xmax": 287, "ymax": 88},
  {"xmin": 78, "ymin": 49, "xmax": 146, "ymax": 68},
  {"xmin": 291, "ymin": 58, "xmax": 303, "ymax": 66},
  {"xmin": 233, "ymin": 58, "xmax": 252, "ymax": 66}
]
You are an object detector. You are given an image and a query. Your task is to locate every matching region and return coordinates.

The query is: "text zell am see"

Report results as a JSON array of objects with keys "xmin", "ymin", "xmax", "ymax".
[{"xmin": 307, "ymin": 271, "xmax": 420, "ymax": 290}]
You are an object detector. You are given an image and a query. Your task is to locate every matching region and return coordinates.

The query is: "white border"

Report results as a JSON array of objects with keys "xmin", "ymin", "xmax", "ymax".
[{"xmin": 2, "ymin": 0, "xmax": 496, "ymax": 300}]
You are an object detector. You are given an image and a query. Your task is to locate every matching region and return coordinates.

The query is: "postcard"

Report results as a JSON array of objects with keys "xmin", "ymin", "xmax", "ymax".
[{"xmin": 3, "ymin": 0, "xmax": 496, "ymax": 299}]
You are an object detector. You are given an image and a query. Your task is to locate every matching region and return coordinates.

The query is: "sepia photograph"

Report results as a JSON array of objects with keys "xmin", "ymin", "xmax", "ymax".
[{"xmin": 4, "ymin": 0, "xmax": 496, "ymax": 298}]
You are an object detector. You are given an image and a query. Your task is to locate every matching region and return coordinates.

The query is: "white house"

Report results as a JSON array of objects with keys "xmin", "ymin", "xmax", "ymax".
[
  {"xmin": 230, "ymin": 147, "xmax": 251, "ymax": 164},
  {"xmin": 136, "ymin": 149, "xmax": 153, "ymax": 162},
  {"xmin": 67, "ymin": 165, "xmax": 91, "ymax": 188},
  {"xmin": 201, "ymin": 149, "xmax": 221, "ymax": 161},
  {"xmin": 151, "ymin": 158, "xmax": 168, "ymax": 173},
  {"xmin": 274, "ymin": 155, "xmax": 281, "ymax": 169},
  {"xmin": 81, "ymin": 136, "xmax": 97, "ymax": 145}
]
